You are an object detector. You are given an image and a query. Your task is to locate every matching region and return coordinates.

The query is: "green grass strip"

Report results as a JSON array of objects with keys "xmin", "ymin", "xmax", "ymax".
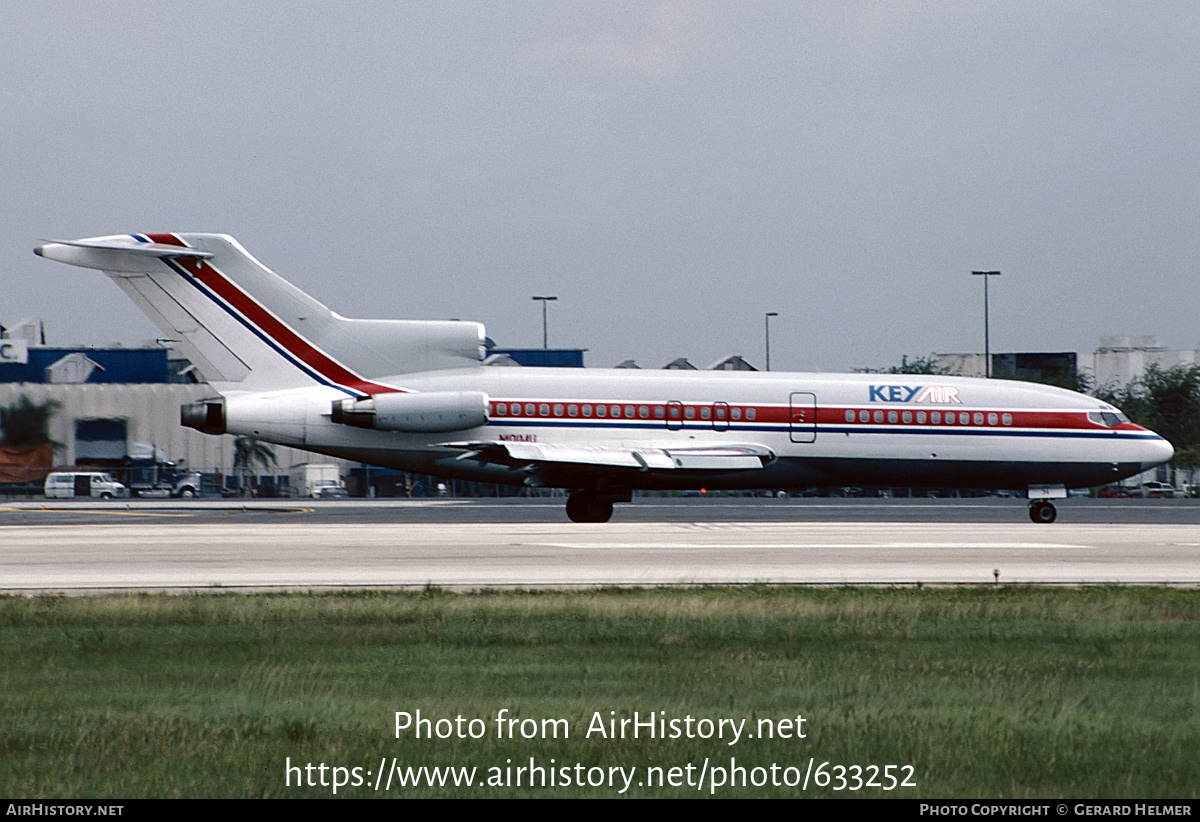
[{"xmin": 2, "ymin": 586, "xmax": 1197, "ymax": 798}]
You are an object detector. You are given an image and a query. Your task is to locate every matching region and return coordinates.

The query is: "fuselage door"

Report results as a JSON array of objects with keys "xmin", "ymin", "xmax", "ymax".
[
  {"xmin": 666, "ymin": 401, "xmax": 683, "ymax": 431},
  {"xmin": 789, "ymin": 392, "xmax": 817, "ymax": 443},
  {"xmin": 713, "ymin": 402, "xmax": 730, "ymax": 431}
]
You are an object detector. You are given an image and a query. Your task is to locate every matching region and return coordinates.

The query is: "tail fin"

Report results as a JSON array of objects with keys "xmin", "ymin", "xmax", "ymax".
[{"xmin": 35, "ymin": 233, "xmax": 485, "ymax": 395}]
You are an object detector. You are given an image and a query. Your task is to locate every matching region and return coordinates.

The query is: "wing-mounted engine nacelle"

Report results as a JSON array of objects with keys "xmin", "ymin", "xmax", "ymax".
[
  {"xmin": 331, "ymin": 390, "xmax": 489, "ymax": 433},
  {"xmin": 181, "ymin": 400, "xmax": 227, "ymax": 435}
]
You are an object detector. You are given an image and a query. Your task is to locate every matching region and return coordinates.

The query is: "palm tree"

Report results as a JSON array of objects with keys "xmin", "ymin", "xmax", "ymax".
[{"xmin": 232, "ymin": 437, "xmax": 276, "ymax": 496}]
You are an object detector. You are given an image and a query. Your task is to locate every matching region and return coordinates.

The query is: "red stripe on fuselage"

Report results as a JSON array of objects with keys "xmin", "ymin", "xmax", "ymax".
[
  {"xmin": 488, "ymin": 399, "xmax": 1150, "ymax": 435},
  {"xmin": 148, "ymin": 234, "xmax": 398, "ymax": 396}
]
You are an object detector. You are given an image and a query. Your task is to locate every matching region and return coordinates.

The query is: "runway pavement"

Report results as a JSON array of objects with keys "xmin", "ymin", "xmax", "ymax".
[{"xmin": 1, "ymin": 498, "xmax": 1197, "ymax": 591}]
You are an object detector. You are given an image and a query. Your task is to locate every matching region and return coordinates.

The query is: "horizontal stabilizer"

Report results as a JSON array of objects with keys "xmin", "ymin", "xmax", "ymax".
[
  {"xmin": 39, "ymin": 238, "xmax": 213, "ymax": 258},
  {"xmin": 36, "ymin": 236, "xmax": 213, "ymax": 274}
]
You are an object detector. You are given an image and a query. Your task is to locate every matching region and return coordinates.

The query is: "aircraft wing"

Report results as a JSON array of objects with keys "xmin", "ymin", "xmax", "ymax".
[{"xmin": 444, "ymin": 440, "xmax": 775, "ymax": 472}]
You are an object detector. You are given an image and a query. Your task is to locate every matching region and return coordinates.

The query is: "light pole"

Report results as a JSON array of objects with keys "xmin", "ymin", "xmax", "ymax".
[
  {"xmin": 764, "ymin": 312, "xmax": 778, "ymax": 371},
  {"xmin": 971, "ymin": 271, "xmax": 1000, "ymax": 378},
  {"xmin": 532, "ymin": 296, "xmax": 557, "ymax": 349}
]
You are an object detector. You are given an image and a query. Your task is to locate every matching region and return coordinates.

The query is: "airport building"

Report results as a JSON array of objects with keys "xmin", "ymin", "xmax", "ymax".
[
  {"xmin": 932, "ymin": 352, "xmax": 1079, "ymax": 386},
  {"xmin": 935, "ymin": 339, "xmax": 1200, "ymax": 392},
  {"xmin": 0, "ymin": 321, "xmax": 322, "ymax": 493},
  {"xmin": 1091, "ymin": 336, "xmax": 1198, "ymax": 390}
]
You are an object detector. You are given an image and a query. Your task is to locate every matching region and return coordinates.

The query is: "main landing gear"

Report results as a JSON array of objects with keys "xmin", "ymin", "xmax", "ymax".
[
  {"xmin": 565, "ymin": 491, "xmax": 616, "ymax": 523},
  {"xmin": 1028, "ymin": 500, "xmax": 1057, "ymax": 524}
]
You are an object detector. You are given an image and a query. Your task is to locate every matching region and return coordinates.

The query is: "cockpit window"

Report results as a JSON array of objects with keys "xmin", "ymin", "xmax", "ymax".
[{"xmin": 1089, "ymin": 411, "xmax": 1129, "ymax": 427}]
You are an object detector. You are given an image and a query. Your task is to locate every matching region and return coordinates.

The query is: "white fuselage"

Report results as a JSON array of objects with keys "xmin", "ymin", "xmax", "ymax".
[{"xmin": 221, "ymin": 366, "xmax": 1171, "ymax": 493}]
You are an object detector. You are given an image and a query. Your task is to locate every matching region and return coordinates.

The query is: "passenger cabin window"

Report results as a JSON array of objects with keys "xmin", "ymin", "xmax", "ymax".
[{"xmin": 496, "ymin": 403, "xmax": 507, "ymax": 415}]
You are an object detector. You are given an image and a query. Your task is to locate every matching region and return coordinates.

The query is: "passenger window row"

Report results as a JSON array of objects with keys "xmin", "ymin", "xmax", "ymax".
[
  {"xmin": 843, "ymin": 409, "xmax": 1012, "ymax": 426},
  {"xmin": 491, "ymin": 402, "xmax": 758, "ymax": 422}
]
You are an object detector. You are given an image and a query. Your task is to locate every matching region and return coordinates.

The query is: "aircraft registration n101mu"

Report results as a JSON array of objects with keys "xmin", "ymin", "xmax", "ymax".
[{"xmin": 36, "ymin": 233, "xmax": 1173, "ymax": 523}]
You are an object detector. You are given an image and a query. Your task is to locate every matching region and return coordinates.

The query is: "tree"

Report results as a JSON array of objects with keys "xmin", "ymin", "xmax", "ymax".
[
  {"xmin": 859, "ymin": 354, "xmax": 950, "ymax": 375},
  {"xmin": 0, "ymin": 396, "xmax": 60, "ymax": 447},
  {"xmin": 1095, "ymin": 364, "xmax": 1200, "ymax": 474},
  {"xmin": 888, "ymin": 354, "xmax": 950, "ymax": 375},
  {"xmin": 0, "ymin": 396, "xmax": 60, "ymax": 485},
  {"xmin": 232, "ymin": 437, "xmax": 277, "ymax": 496}
]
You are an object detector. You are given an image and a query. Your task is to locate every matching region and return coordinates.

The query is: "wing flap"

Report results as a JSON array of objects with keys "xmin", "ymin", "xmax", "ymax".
[{"xmin": 443, "ymin": 440, "xmax": 773, "ymax": 472}]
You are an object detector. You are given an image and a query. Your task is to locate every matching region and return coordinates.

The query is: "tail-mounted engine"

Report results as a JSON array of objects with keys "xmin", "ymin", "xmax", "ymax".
[
  {"xmin": 331, "ymin": 391, "xmax": 489, "ymax": 433},
  {"xmin": 181, "ymin": 400, "xmax": 227, "ymax": 435}
]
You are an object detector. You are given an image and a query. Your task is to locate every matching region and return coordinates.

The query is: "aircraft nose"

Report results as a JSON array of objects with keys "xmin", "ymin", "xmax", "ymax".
[{"xmin": 1140, "ymin": 435, "xmax": 1174, "ymax": 472}]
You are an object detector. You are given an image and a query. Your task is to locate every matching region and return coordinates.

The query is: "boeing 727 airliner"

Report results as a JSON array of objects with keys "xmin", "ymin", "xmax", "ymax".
[{"xmin": 35, "ymin": 233, "xmax": 1173, "ymax": 523}]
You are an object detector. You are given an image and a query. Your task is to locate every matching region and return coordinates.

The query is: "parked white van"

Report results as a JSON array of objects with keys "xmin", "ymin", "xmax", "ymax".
[{"xmin": 43, "ymin": 471, "xmax": 128, "ymax": 499}]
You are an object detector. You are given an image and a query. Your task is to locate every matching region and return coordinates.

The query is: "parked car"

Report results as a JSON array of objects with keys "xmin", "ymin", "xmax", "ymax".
[
  {"xmin": 44, "ymin": 471, "xmax": 128, "ymax": 499},
  {"xmin": 1097, "ymin": 485, "xmax": 1132, "ymax": 498},
  {"xmin": 1141, "ymin": 481, "xmax": 1177, "ymax": 498}
]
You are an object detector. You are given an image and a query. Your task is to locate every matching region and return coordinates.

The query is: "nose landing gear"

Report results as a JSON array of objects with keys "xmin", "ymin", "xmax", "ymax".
[
  {"xmin": 1028, "ymin": 500, "xmax": 1057, "ymax": 524},
  {"xmin": 1026, "ymin": 485, "xmax": 1065, "ymax": 524}
]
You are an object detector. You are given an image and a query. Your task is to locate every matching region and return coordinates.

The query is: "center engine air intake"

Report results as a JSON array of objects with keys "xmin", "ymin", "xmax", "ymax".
[{"xmin": 332, "ymin": 391, "xmax": 489, "ymax": 433}]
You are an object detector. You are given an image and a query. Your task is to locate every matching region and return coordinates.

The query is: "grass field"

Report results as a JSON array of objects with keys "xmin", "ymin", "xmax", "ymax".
[{"xmin": 2, "ymin": 586, "xmax": 1197, "ymax": 798}]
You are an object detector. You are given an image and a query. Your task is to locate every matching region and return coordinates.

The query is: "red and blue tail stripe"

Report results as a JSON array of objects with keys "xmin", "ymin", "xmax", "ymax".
[{"xmin": 134, "ymin": 233, "xmax": 399, "ymax": 397}]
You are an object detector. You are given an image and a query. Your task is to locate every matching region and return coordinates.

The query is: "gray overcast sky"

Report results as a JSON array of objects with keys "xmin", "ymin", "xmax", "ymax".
[{"xmin": 4, "ymin": 1, "xmax": 1198, "ymax": 375}]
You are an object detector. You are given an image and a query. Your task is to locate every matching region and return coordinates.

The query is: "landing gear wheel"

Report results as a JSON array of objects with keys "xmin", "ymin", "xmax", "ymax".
[
  {"xmin": 1029, "ymin": 500, "xmax": 1057, "ymax": 524},
  {"xmin": 566, "ymin": 492, "xmax": 614, "ymax": 523}
]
